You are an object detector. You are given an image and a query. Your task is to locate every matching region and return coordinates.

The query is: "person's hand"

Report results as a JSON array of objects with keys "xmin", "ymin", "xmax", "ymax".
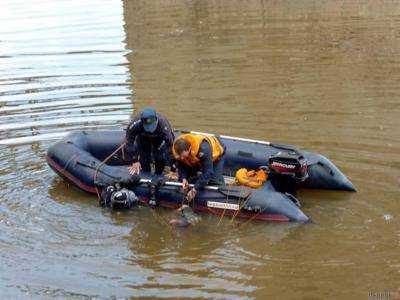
[
  {"xmin": 182, "ymin": 178, "xmax": 189, "ymax": 191},
  {"xmin": 128, "ymin": 162, "xmax": 141, "ymax": 175},
  {"xmin": 186, "ymin": 188, "xmax": 197, "ymax": 202},
  {"xmin": 165, "ymin": 171, "xmax": 178, "ymax": 181}
]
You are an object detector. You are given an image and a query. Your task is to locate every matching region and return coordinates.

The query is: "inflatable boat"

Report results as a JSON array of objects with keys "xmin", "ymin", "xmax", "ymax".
[{"xmin": 46, "ymin": 130, "xmax": 355, "ymax": 223}]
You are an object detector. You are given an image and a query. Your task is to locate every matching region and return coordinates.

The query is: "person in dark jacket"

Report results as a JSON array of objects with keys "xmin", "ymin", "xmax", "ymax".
[
  {"xmin": 172, "ymin": 133, "xmax": 225, "ymax": 202},
  {"xmin": 125, "ymin": 107, "xmax": 174, "ymax": 175}
]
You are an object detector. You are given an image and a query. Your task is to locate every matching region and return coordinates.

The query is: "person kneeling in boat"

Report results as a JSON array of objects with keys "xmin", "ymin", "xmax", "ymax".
[
  {"xmin": 173, "ymin": 133, "xmax": 226, "ymax": 202},
  {"xmin": 125, "ymin": 107, "xmax": 175, "ymax": 175}
]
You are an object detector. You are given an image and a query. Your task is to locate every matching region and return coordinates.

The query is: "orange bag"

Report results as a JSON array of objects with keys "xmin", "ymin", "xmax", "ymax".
[{"xmin": 235, "ymin": 168, "xmax": 267, "ymax": 189}]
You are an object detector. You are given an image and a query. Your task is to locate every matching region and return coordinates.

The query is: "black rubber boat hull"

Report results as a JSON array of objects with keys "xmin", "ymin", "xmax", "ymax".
[
  {"xmin": 50, "ymin": 130, "xmax": 355, "ymax": 191},
  {"xmin": 223, "ymin": 139, "xmax": 356, "ymax": 192},
  {"xmin": 46, "ymin": 131, "xmax": 310, "ymax": 222}
]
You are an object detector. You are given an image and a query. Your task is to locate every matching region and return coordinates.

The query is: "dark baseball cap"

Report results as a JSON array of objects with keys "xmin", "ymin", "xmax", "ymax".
[{"xmin": 140, "ymin": 107, "xmax": 158, "ymax": 133}]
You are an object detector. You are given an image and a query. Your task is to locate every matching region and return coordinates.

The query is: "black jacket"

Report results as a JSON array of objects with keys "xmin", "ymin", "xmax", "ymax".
[{"xmin": 125, "ymin": 113, "xmax": 174, "ymax": 160}]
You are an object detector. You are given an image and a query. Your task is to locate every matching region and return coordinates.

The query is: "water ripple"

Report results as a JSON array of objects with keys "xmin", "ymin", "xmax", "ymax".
[{"xmin": 0, "ymin": 0, "xmax": 132, "ymax": 145}]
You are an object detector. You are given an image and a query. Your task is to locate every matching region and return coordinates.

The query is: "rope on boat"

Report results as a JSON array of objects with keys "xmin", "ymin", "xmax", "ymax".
[
  {"xmin": 217, "ymin": 180, "xmax": 236, "ymax": 227},
  {"xmin": 93, "ymin": 141, "xmax": 127, "ymax": 201},
  {"xmin": 91, "ymin": 141, "xmax": 176, "ymax": 232},
  {"xmin": 230, "ymin": 189, "xmax": 252, "ymax": 225},
  {"xmin": 91, "ymin": 141, "xmax": 264, "ymax": 229}
]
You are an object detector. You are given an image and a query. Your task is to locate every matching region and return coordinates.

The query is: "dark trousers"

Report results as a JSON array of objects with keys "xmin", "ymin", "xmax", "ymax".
[
  {"xmin": 180, "ymin": 155, "xmax": 225, "ymax": 186},
  {"xmin": 135, "ymin": 137, "xmax": 167, "ymax": 175}
]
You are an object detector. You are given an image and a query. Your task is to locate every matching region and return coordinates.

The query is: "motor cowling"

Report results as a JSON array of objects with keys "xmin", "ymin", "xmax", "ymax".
[
  {"xmin": 269, "ymin": 151, "xmax": 308, "ymax": 180},
  {"xmin": 268, "ymin": 151, "xmax": 308, "ymax": 194}
]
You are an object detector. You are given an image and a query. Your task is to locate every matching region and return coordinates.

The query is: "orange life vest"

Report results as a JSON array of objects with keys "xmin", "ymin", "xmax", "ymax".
[
  {"xmin": 235, "ymin": 168, "xmax": 267, "ymax": 189},
  {"xmin": 173, "ymin": 134, "xmax": 224, "ymax": 167}
]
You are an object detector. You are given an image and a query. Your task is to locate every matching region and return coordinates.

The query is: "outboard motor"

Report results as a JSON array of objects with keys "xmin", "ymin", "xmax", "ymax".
[
  {"xmin": 268, "ymin": 151, "xmax": 308, "ymax": 195},
  {"xmin": 100, "ymin": 185, "xmax": 139, "ymax": 209}
]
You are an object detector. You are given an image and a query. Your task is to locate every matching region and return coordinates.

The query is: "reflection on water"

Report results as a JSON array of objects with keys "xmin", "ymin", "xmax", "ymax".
[
  {"xmin": 1, "ymin": 0, "xmax": 400, "ymax": 298},
  {"xmin": 0, "ymin": 0, "xmax": 132, "ymax": 146}
]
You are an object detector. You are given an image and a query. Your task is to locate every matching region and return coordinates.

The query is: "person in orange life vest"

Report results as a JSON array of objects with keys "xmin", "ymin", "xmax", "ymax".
[
  {"xmin": 125, "ymin": 107, "xmax": 175, "ymax": 175},
  {"xmin": 173, "ymin": 134, "xmax": 226, "ymax": 202}
]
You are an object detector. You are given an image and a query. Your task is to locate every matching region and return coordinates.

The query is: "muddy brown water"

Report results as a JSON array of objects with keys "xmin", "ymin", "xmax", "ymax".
[{"xmin": 0, "ymin": 0, "xmax": 399, "ymax": 298}]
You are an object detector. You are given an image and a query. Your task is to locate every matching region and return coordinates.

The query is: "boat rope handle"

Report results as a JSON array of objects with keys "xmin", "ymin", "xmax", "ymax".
[{"xmin": 94, "ymin": 141, "xmax": 127, "ymax": 200}]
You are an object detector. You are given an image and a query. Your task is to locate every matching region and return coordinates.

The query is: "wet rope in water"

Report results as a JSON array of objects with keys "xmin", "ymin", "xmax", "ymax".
[
  {"xmin": 149, "ymin": 206, "xmax": 176, "ymax": 236},
  {"xmin": 235, "ymin": 207, "xmax": 266, "ymax": 230}
]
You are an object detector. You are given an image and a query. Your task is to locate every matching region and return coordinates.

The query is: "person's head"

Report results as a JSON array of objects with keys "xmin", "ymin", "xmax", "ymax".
[
  {"xmin": 174, "ymin": 138, "xmax": 191, "ymax": 160},
  {"xmin": 140, "ymin": 107, "xmax": 158, "ymax": 133}
]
